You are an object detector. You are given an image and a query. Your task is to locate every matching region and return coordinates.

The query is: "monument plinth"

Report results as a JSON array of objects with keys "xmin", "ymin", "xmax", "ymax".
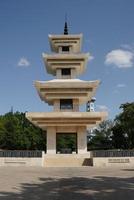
[{"xmin": 26, "ymin": 23, "xmax": 107, "ymax": 166}]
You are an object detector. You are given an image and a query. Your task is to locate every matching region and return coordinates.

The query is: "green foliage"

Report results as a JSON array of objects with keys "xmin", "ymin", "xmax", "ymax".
[
  {"xmin": 88, "ymin": 120, "xmax": 113, "ymax": 150},
  {"xmin": 0, "ymin": 111, "xmax": 46, "ymax": 150},
  {"xmin": 56, "ymin": 133, "xmax": 77, "ymax": 153},
  {"xmin": 112, "ymin": 102, "xmax": 134, "ymax": 149},
  {"xmin": 88, "ymin": 102, "xmax": 134, "ymax": 150}
]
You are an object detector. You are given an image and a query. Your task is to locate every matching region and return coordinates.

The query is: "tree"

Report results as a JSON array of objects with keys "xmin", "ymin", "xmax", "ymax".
[
  {"xmin": 0, "ymin": 111, "xmax": 46, "ymax": 150},
  {"xmin": 88, "ymin": 120, "xmax": 113, "ymax": 150},
  {"xmin": 112, "ymin": 102, "xmax": 134, "ymax": 149}
]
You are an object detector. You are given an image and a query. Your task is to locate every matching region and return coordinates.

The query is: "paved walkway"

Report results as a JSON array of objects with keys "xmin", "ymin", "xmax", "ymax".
[{"xmin": 0, "ymin": 166, "xmax": 134, "ymax": 200}]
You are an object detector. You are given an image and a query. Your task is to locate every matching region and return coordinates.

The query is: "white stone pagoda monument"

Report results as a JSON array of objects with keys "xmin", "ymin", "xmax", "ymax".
[{"xmin": 26, "ymin": 22, "xmax": 107, "ymax": 167}]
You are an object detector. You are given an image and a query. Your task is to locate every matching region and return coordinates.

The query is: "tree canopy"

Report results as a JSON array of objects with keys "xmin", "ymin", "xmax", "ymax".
[
  {"xmin": 112, "ymin": 102, "xmax": 134, "ymax": 149},
  {"xmin": 0, "ymin": 111, "xmax": 46, "ymax": 150},
  {"xmin": 88, "ymin": 102, "xmax": 134, "ymax": 150},
  {"xmin": 87, "ymin": 120, "xmax": 113, "ymax": 150}
]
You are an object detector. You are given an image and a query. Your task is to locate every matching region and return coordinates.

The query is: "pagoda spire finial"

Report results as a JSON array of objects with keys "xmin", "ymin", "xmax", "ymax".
[{"xmin": 64, "ymin": 14, "xmax": 68, "ymax": 35}]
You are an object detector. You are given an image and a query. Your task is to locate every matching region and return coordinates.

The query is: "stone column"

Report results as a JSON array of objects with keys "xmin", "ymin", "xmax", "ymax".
[
  {"xmin": 53, "ymin": 99, "xmax": 60, "ymax": 111},
  {"xmin": 77, "ymin": 126, "xmax": 87, "ymax": 154},
  {"xmin": 47, "ymin": 127, "xmax": 56, "ymax": 154},
  {"xmin": 73, "ymin": 99, "xmax": 79, "ymax": 111},
  {"xmin": 71, "ymin": 68, "xmax": 76, "ymax": 79},
  {"xmin": 56, "ymin": 68, "xmax": 61, "ymax": 79}
]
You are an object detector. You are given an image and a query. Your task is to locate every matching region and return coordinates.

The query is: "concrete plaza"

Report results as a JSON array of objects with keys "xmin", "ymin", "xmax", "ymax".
[{"xmin": 0, "ymin": 166, "xmax": 134, "ymax": 200}]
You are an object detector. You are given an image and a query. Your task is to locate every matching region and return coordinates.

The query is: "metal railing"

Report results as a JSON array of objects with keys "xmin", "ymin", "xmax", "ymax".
[
  {"xmin": 92, "ymin": 150, "xmax": 134, "ymax": 157},
  {"xmin": 0, "ymin": 150, "xmax": 42, "ymax": 157}
]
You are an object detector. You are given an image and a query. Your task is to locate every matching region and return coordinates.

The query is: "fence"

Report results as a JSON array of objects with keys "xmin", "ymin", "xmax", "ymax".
[
  {"xmin": 0, "ymin": 150, "xmax": 42, "ymax": 157},
  {"xmin": 92, "ymin": 150, "xmax": 134, "ymax": 157},
  {"xmin": 1, "ymin": 150, "xmax": 134, "ymax": 158}
]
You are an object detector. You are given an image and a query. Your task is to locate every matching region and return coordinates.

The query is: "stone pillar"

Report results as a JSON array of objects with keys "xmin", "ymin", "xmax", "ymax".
[
  {"xmin": 47, "ymin": 127, "xmax": 56, "ymax": 154},
  {"xmin": 71, "ymin": 68, "xmax": 76, "ymax": 79},
  {"xmin": 69, "ymin": 46, "xmax": 73, "ymax": 53},
  {"xmin": 53, "ymin": 99, "xmax": 60, "ymax": 111},
  {"xmin": 73, "ymin": 99, "xmax": 79, "ymax": 111},
  {"xmin": 56, "ymin": 68, "xmax": 61, "ymax": 79},
  {"xmin": 77, "ymin": 127, "xmax": 87, "ymax": 154}
]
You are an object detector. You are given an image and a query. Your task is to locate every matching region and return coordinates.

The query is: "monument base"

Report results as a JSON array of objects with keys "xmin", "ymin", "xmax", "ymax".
[{"xmin": 43, "ymin": 154, "xmax": 93, "ymax": 167}]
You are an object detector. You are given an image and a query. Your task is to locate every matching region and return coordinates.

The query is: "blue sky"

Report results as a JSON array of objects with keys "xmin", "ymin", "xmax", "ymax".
[{"xmin": 0, "ymin": 0, "xmax": 134, "ymax": 119}]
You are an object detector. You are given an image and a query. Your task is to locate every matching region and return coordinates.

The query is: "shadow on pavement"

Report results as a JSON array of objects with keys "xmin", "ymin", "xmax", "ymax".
[{"xmin": 0, "ymin": 176, "xmax": 134, "ymax": 200}]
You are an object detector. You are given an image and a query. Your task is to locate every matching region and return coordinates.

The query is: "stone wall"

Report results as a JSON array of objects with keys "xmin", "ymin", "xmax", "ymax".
[
  {"xmin": 0, "ymin": 157, "xmax": 43, "ymax": 167},
  {"xmin": 0, "ymin": 151, "xmax": 134, "ymax": 167},
  {"xmin": 93, "ymin": 157, "xmax": 134, "ymax": 167},
  {"xmin": 0, "ymin": 151, "xmax": 45, "ymax": 167}
]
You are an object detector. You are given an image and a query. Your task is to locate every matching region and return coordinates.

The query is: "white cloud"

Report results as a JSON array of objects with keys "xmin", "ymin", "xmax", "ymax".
[
  {"xmin": 96, "ymin": 105, "xmax": 109, "ymax": 111},
  {"xmin": 88, "ymin": 53, "xmax": 94, "ymax": 61},
  {"xmin": 18, "ymin": 57, "xmax": 30, "ymax": 67},
  {"xmin": 120, "ymin": 44, "xmax": 132, "ymax": 50},
  {"xmin": 117, "ymin": 83, "xmax": 126, "ymax": 88},
  {"xmin": 113, "ymin": 83, "xmax": 126, "ymax": 94},
  {"xmin": 105, "ymin": 49, "xmax": 134, "ymax": 68}
]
